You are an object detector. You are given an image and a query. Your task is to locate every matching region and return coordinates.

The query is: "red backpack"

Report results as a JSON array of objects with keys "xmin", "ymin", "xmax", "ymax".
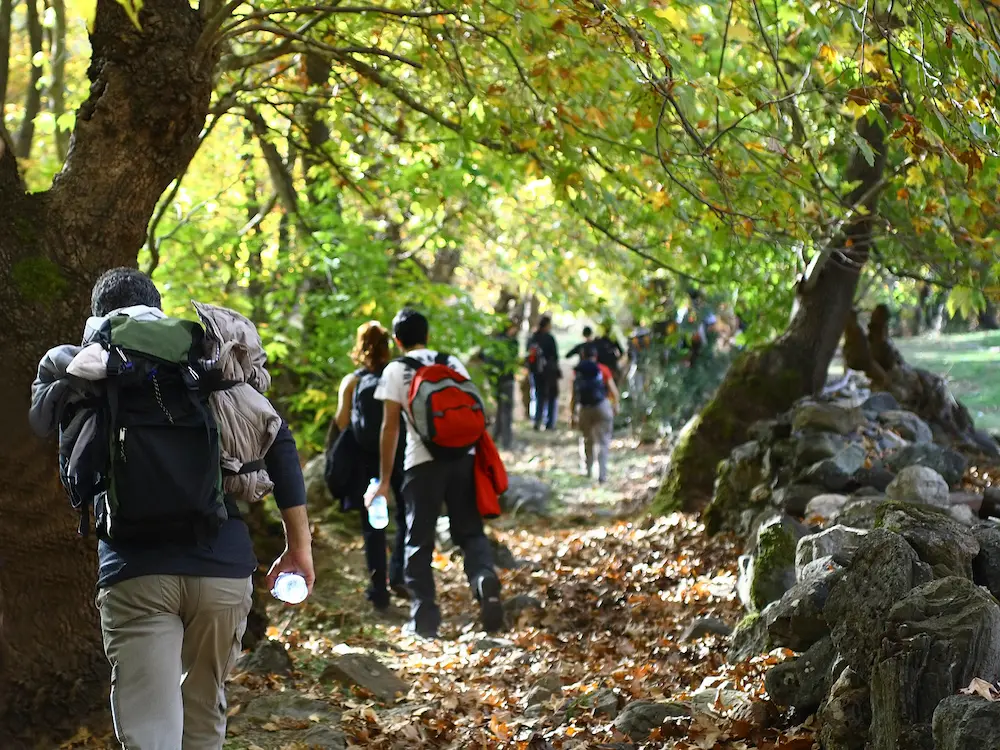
[{"xmin": 400, "ymin": 353, "xmax": 486, "ymax": 460}]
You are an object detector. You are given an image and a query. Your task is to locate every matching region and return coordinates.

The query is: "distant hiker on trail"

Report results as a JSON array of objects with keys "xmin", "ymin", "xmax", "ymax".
[
  {"xmin": 566, "ymin": 326, "xmax": 595, "ymax": 360},
  {"xmin": 370, "ymin": 308, "xmax": 505, "ymax": 638},
  {"xmin": 570, "ymin": 344, "xmax": 619, "ymax": 483},
  {"xmin": 526, "ymin": 314, "xmax": 561, "ymax": 431},
  {"xmin": 477, "ymin": 317, "xmax": 520, "ymax": 450},
  {"xmin": 326, "ymin": 321, "xmax": 407, "ymax": 612},
  {"xmin": 28, "ymin": 267, "xmax": 314, "ymax": 750},
  {"xmin": 593, "ymin": 325, "xmax": 624, "ymax": 383}
]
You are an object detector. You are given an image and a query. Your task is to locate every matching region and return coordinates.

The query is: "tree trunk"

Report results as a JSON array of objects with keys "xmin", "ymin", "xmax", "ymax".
[
  {"xmin": 0, "ymin": 0, "xmax": 12, "ymax": 113},
  {"xmin": 979, "ymin": 300, "xmax": 999, "ymax": 331},
  {"xmin": 0, "ymin": 0, "xmax": 217, "ymax": 738},
  {"xmin": 654, "ymin": 116, "xmax": 889, "ymax": 514},
  {"xmin": 49, "ymin": 0, "xmax": 69, "ymax": 161},
  {"xmin": 14, "ymin": 0, "xmax": 44, "ymax": 160}
]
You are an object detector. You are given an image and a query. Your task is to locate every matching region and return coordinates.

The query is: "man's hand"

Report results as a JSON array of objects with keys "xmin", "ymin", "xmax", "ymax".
[
  {"xmin": 365, "ymin": 480, "xmax": 391, "ymax": 508},
  {"xmin": 266, "ymin": 543, "xmax": 316, "ymax": 596}
]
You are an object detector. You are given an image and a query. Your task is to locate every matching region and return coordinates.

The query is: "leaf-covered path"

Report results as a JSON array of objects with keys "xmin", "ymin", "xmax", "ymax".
[{"xmin": 65, "ymin": 428, "xmax": 813, "ymax": 750}]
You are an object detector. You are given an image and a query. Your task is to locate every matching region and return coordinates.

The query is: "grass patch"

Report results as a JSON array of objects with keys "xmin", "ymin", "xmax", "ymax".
[{"xmin": 893, "ymin": 331, "xmax": 1000, "ymax": 432}]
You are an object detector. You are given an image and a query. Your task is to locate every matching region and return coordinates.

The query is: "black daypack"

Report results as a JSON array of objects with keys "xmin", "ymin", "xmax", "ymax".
[
  {"xmin": 351, "ymin": 367, "xmax": 385, "ymax": 454},
  {"xmin": 574, "ymin": 360, "xmax": 607, "ymax": 407},
  {"xmin": 95, "ymin": 315, "xmax": 228, "ymax": 544}
]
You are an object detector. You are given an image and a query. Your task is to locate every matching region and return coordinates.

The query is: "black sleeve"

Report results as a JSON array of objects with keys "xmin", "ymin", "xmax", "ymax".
[
  {"xmin": 264, "ymin": 421, "xmax": 307, "ymax": 510},
  {"xmin": 566, "ymin": 343, "xmax": 582, "ymax": 358}
]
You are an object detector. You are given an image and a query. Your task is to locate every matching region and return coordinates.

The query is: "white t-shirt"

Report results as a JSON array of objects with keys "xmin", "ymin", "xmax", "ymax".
[{"xmin": 375, "ymin": 349, "xmax": 473, "ymax": 470}]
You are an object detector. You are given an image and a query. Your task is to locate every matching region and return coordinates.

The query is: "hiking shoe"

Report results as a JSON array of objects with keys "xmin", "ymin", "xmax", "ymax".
[
  {"xmin": 476, "ymin": 575, "xmax": 505, "ymax": 634},
  {"xmin": 401, "ymin": 621, "xmax": 438, "ymax": 640}
]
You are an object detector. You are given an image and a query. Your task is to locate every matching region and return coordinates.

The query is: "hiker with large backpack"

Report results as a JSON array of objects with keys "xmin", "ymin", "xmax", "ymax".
[
  {"xmin": 326, "ymin": 321, "xmax": 407, "ymax": 611},
  {"xmin": 569, "ymin": 344, "xmax": 620, "ymax": 483},
  {"xmin": 369, "ymin": 308, "xmax": 505, "ymax": 638},
  {"xmin": 28, "ymin": 268, "xmax": 313, "ymax": 750},
  {"xmin": 526, "ymin": 314, "xmax": 561, "ymax": 431}
]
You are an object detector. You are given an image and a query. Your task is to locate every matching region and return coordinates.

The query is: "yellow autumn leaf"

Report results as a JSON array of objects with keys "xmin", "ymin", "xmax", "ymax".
[
  {"xmin": 654, "ymin": 6, "xmax": 687, "ymax": 29},
  {"xmin": 728, "ymin": 23, "xmax": 753, "ymax": 42},
  {"xmin": 845, "ymin": 100, "xmax": 868, "ymax": 119},
  {"xmin": 905, "ymin": 165, "xmax": 926, "ymax": 188},
  {"xmin": 818, "ymin": 43, "xmax": 838, "ymax": 63},
  {"xmin": 585, "ymin": 107, "xmax": 606, "ymax": 127},
  {"xmin": 651, "ymin": 191, "xmax": 671, "ymax": 210},
  {"xmin": 634, "ymin": 111, "xmax": 655, "ymax": 130}
]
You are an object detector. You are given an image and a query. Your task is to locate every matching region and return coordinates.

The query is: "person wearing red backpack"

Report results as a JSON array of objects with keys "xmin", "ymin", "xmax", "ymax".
[{"xmin": 369, "ymin": 309, "xmax": 505, "ymax": 638}]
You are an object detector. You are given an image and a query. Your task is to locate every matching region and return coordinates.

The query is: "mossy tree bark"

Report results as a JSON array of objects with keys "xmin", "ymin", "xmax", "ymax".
[
  {"xmin": 0, "ymin": 0, "xmax": 217, "ymax": 738},
  {"xmin": 655, "ymin": 116, "xmax": 889, "ymax": 515}
]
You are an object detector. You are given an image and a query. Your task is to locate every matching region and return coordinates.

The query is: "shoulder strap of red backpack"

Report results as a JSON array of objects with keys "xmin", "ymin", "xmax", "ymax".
[
  {"xmin": 398, "ymin": 356, "xmax": 425, "ymax": 372},
  {"xmin": 433, "ymin": 352, "xmax": 450, "ymax": 366}
]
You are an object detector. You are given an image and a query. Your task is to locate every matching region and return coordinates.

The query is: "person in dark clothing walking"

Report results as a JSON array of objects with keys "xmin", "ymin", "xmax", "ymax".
[
  {"xmin": 526, "ymin": 315, "xmax": 560, "ymax": 431},
  {"xmin": 372, "ymin": 309, "xmax": 504, "ymax": 638},
  {"xmin": 593, "ymin": 326, "xmax": 624, "ymax": 382},
  {"xmin": 479, "ymin": 318, "xmax": 520, "ymax": 450},
  {"xmin": 332, "ymin": 321, "xmax": 407, "ymax": 611}
]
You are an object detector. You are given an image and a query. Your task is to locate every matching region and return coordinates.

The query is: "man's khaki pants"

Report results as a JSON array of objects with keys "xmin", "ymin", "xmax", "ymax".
[{"xmin": 96, "ymin": 575, "xmax": 253, "ymax": 750}]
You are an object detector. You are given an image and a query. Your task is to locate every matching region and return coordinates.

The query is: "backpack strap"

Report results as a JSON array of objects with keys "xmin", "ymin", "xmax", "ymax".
[
  {"xmin": 434, "ymin": 352, "xmax": 451, "ymax": 366},
  {"xmin": 222, "ymin": 459, "xmax": 267, "ymax": 477},
  {"xmin": 399, "ymin": 356, "xmax": 426, "ymax": 372}
]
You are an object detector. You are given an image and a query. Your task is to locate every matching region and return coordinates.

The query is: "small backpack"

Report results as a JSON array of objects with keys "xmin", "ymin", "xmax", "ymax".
[
  {"xmin": 526, "ymin": 340, "xmax": 548, "ymax": 375},
  {"xmin": 351, "ymin": 367, "xmax": 385, "ymax": 454},
  {"xmin": 574, "ymin": 360, "xmax": 607, "ymax": 407},
  {"xmin": 95, "ymin": 315, "xmax": 228, "ymax": 543},
  {"xmin": 400, "ymin": 353, "xmax": 486, "ymax": 460}
]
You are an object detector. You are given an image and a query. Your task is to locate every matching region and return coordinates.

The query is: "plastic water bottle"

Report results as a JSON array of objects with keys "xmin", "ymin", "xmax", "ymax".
[
  {"xmin": 271, "ymin": 572, "xmax": 309, "ymax": 604},
  {"xmin": 367, "ymin": 478, "xmax": 389, "ymax": 530}
]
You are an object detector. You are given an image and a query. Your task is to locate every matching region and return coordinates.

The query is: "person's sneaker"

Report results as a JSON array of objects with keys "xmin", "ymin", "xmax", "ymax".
[
  {"xmin": 390, "ymin": 583, "xmax": 411, "ymax": 601},
  {"xmin": 366, "ymin": 588, "xmax": 391, "ymax": 613},
  {"xmin": 401, "ymin": 621, "xmax": 438, "ymax": 640},
  {"xmin": 476, "ymin": 575, "xmax": 505, "ymax": 634}
]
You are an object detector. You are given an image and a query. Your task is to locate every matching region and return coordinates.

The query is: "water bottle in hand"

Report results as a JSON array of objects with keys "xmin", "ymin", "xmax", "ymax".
[
  {"xmin": 271, "ymin": 572, "xmax": 309, "ymax": 604},
  {"xmin": 367, "ymin": 478, "xmax": 389, "ymax": 530}
]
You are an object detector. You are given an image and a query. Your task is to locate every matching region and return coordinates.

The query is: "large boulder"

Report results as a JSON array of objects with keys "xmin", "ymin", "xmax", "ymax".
[
  {"xmin": 869, "ymin": 577, "xmax": 1000, "ymax": 750},
  {"xmin": 972, "ymin": 523, "xmax": 1000, "ymax": 600},
  {"xmin": 798, "ymin": 444, "xmax": 866, "ymax": 492},
  {"xmin": 727, "ymin": 605, "xmax": 776, "ymax": 664},
  {"xmin": 885, "ymin": 466, "xmax": 949, "ymax": 508},
  {"xmin": 932, "ymin": 694, "xmax": 1000, "ymax": 750},
  {"xmin": 765, "ymin": 636, "xmax": 836, "ymax": 713},
  {"xmin": 852, "ymin": 463, "xmax": 896, "ymax": 493},
  {"xmin": 792, "ymin": 401, "xmax": 866, "ymax": 435},
  {"xmin": 875, "ymin": 501, "xmax": 980, "ymax": 579},
  {"xmin": 797, "ymin": 555, "xmax": 846, "ymax": 585},
  {"xmin": 737, "ymin": 515, "xmax": 802, "ymax": 611},
  {"xmin": 862, "ymin": 391, "xmax": 901, "ymax": 415},
  {"xmin": 803, "ymin": 494, "xmax": 849, "ymax": 526},
  {"xmin": 796, "ymin": 525, "xmax": 868, "ymax": 574},
  {"xmin": 319, "ymin": 652, "xmax": 409, "ymax": 702},
  {"xmin": 303, "ymin": 455, "xmax": 332, "ymax": 510},
  {"xmin": 613, "ymin": 700, "xmax": 689, "ymax": 740},
  {"xmin": 825, "ymin": 529, "xmax": 932, "ymax": 678},
  {"xmin": 773, "ymin": 484, "xmax": 827, "ymax": 517},
  {"xmin": 837, "ymin": 496, "xmax": 885, "ymax": 529},
  {"xmin": 884, "ymin": 443, "xmax": 968, "ymax": 488},
  {"xmin": 704, "ymin": 441, "xmax": 765, "ymax": 534},
  {"xmin": 235, "ymin": 639, "xmax": 294, "ymax": 676},
  {"xmin": 878, "ymin": 410, "xmax": 934, "ymax": 444},
  {"xmin": 794, "ymin": 432, "xmax": 852, "ymax": 469},
  {"xmin": 500, "ymin": 475, "xmax": 554, "ymax": 515},
  {"xmin": 765, "ymin": 566, "xmax": 841, "ymax": 652},
  {"xmin": 818, "ymin": 667, "xmax": 871, "ymax": 750}
]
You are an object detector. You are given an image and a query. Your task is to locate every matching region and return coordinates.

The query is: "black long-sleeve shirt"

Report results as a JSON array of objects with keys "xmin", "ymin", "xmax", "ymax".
[{"xmin": 97, "ymin": 422, "xmax": 306, "ymax": 588}]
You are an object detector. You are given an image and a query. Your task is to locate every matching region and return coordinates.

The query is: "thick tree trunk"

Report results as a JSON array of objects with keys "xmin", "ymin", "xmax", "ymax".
[
  {"xmin": 654, "ymin": 116, "xmax": 889, "ymax": 514},
  {"xmin": 0, "ymin": 0, "xmax": 11, "ymax": 112},
  {"xmin": 0, "ymin": 0, "xmax": 217, "ymax": 739},
  {"xmin": 14, "ymin": 0, "xmax": 43, "ymax": 159}
]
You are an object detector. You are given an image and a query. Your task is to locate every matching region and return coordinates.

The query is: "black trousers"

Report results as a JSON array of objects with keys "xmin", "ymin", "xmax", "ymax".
[
  {"xmin": 360, "ymin": 469, "xmax": 407, "ymax": 606},
  {"xmin": 402, "ymin": 455, "xmax": 496, "ymax": 635},
  {"xmin": 493, "ymin": 379, "xmax": 515, "ymax": 450}
]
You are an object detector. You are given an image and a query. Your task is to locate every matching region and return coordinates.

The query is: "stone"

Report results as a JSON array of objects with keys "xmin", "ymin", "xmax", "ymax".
[
  {"xmin": 681, "ymin": 616, "xmax": 732, "ymax": 641},
  {"xmin": 972, "ymin": 524, "xmax": 1000, "ymax": 600},
  {"xmin": 473, "ymin": 637, "xmax": 514, "ymax": 652},
  {"xmin": 613, "ymin": 700, "xmax": 689, "ymax": 739},
  {"xmin": 869, "ymin": 577, "xmax": 1000, "ymax": 750},
  {"xmin": 818, "ymin": 667, "xmax": 870, "ymax": 750},
  {"xmin": 504, "ymin": 594, "xmax": 543, "ymax": 619},
  {"xmin": 794, "ymin": 432, "xmax": 851, "ymax": 469},
  {"xmin": 798, "ymin": 444, "xmax": 866, "ymax": 492},
  {"xmin": 852, "ymin": 463, "xmax": 896, "ymax": 493},
  {"xmin": 874, "ymin": 430, "xmax": 909, "ymax": 454},
  {"xmin": 792, "ymin": 401, "xmax": 866, "ymax": 435},
  {"xmin": 303, "ymin": 455, "xmax": 332, "ymax": 510},
  {"xmin": 765, "ymin": 637, "xmax": 835, "ymax": 713},
  {"xmin": 837, "ymin": 497, "xmax": 884, "ymax": 529},
  {"xmin": 773, "ymin": 484, "xmax": 828, "ymax": 517},
  {"xmin": 825, "ymin": 529, "xmax": 931, "ymax": 678},
  {"xmin": 738, "ymin": 515, "xmax": 801, "ymax": 611},
  {"xmin": 580, "ymin": 687, "xmax": 621, "ymax": 718},
  {"xmin": 490, "ymin": 537, "xmax": 520, "ymax": 570},
  {"xmin": 797, "ymin": 555, "xmax": 845, "ymax": 584},
  {"xmin": 234, "ymin": 638, "xmax": 294, "ymax": 677},
  {"xmin": 862, "ymin": 392, "xmax": 900, "ymax": 414},
  {"xmin": 748, "ymin": 417, "xmax": 792, "ymax": 444},
  {"xmin": 727, "ymin": 604, "xmax": 777, "ymax": 664},
  {"xmin": 933, "ymin": 695, "xmax": 1000, "ymax": 750},
  {"xmin": 875, "ymin": 501, "xmax": 980, "ymax": 579},
  {"xmin": 886, "ymin": 466, "xmax": 949, "ymax": 508},
  {"xmin": 766, "ymin": 565, "xmax": 840, "ymax": 651},
  {"xmin": 689, "ymin": 688, "xmax": 751, "ymax": 715},
  {"xmin": 301, "ymin": 726, "xmax": 347, "ymax": 749},
  {"xmin": 803, "ymin": 494, "xmax": 849, "ymax": 525},
  {"xmin": 884, "ymin": 443, "xmax": 968, "ymax": 487},
  {"xmin": 763, "ymin": 439, "xmax": 797, "ymax": 480},
  {"xmin": 240, "ymin": 693, "xmax": 338, "ymax": 724},
  {"xmin": 705, "ymin": 441, "xmax": 765, "ymax": 535},
  {"xmin": 525, "ymin": 676, "xmax": 562, "ymax": 707},
  {"xmin": 795, "ymin": 525, "xmax": 868, "ymax": 574},
  {"xmin": 500, "ymin": 475, "xmax": 554, "ymax": 516},
  {"xmin": 948, "ymin": 503, "xmax": 978, "ymax": 527},
  {"xmin": 319, "ymin": 653, "xmax": 409, "ymax": 702},
  {"xmin": 878, "ymin": 410, "xmax": 934, "ymax": 444}
]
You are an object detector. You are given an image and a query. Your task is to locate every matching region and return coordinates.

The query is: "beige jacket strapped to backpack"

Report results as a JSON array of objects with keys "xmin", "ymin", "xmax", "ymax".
[{"xmin": 193, "ymin": 301, "xmax": 282, "ymax": 505}]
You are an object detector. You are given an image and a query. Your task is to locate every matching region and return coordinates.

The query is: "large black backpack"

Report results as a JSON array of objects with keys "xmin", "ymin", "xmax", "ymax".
[
  {"xmin": 95, "ymin": 315, "xmax": 228, "ymax": 544},
  {"xmin": 351, "ymin": 367, "xmax": 385, "ymax": 454},
  {"xmin": 574, "ymin": 360, "xmax": 607, "ymax": 407}
]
